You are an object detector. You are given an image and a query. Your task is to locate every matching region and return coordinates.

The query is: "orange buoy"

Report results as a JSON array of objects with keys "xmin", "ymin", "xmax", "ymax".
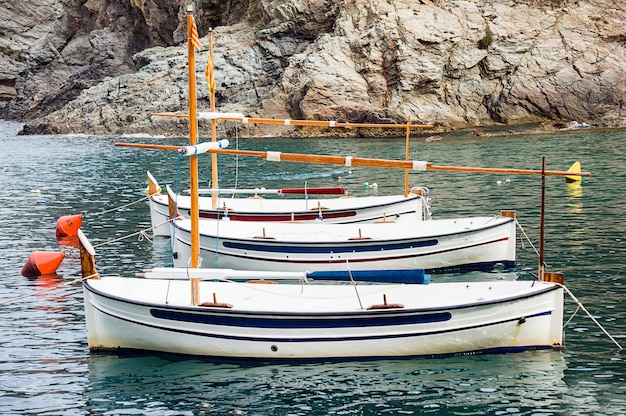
[
  {"xmin": 56, "ymin": 214, "xmax": 83, "ymax": 238},
  {"xmin": 21, "ymin": 251, "xmax": 65, "ymax": 276},
  {"xmin": 56, "ymin": 235, "xmax": 79, "ymax": 247}
]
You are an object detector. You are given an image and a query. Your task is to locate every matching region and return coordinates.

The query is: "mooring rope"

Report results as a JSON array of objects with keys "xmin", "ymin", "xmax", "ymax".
[
  {"xmin": 562, "ymin": 284, "xmax": 623, "ymax": 350},
  {"xmin": 515, "ymin": 217, "xmax": 551, "ymax": 269},
  {"xmin": 515, "ymin": 217, "xmax": 539, "ymax": 256},
  {"xmin": 345, "ymin": 259, "xmax": 364, "ymax": 310},
  {"xmin": 59, "ymin": 220, "xmax": 168, "ymax": 262},
  {"xmin": 89, "ymin": 225, "xmax": 156, "ymax": 249},
  {"xmin": 516, "ymin": 218, "xmax": 621, "ymax": 348},
  {"xmin": 0, "ymin": 273, "xmax": 100, "ymax": 306},
  {"xmin": 82, "ymin": 195, "xmax": 151, "ymax": 218}
]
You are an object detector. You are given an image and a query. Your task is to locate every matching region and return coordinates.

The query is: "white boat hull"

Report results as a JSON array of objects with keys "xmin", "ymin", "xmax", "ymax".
[
  {"xmin": 83, "ymin": 278, "xmax": 563, "ymax": 359},
  {"xmin": 171, "ymin": 215, "xmax": 516, "ymax": 272},
  {"xmin": 150, "ymin": 187, "xmax": 428, "ymax": 237}
]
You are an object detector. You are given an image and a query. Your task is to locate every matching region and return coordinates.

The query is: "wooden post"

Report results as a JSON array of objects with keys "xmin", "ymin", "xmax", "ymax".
[
  {"xmin": 543, "ymin": 272, "xmax": 564, "ymax": 285},
  {"xmin": 78, "ymin": 230, "xmax": 99, "ymax": 279},
  {"xmin": 146, "ymin": 172, "xmax": 161, "ymax": 195},
  {"xmin": 538, "ymin": 155, "xmax": 546, "ymax": 281},
  {"xmin": 167, "ymin": 189, "xmax": 178, "ymax": 221},
  {"xmin": 500, "ymin": 210, "xmax": 516, "ymax": 218}
]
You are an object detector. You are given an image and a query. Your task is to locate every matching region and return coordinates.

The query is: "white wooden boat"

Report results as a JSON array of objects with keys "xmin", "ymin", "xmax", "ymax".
[
  {"xmin": 148, "ymin": 173, "xmax": 431, "ymax": 237},
  {"xmin": 170, "ymin": 213, "xmax": 517, "ymax": 273},
  {"xmin": 81, "ymin": 275, "xmax": 564, "ymax": 359},
  {"xmin": 79, "ymin": 230, "xmax": 563, "ymax": 360}
]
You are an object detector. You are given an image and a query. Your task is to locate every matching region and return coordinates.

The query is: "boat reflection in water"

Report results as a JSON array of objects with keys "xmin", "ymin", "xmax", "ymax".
[{"xmin": 84, "ymin": 351, "xmax": 567, "ymax": 414}]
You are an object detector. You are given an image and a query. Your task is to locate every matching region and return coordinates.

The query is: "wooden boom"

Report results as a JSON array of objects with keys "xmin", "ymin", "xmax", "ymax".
[
  {"xmin": 151, "ymin": 112, "xmax": 434, "ymax": 129},
  {"xmin": 115, "ymin": 142, "xmax": 591, "ymax": 177}
]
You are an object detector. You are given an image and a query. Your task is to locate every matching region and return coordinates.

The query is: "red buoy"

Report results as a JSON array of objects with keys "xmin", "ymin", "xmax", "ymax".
[
  {"xmin": 56, "ymin": 214, "xmax": 83, "ymax": 238},
  {"xmin": 21, "ymin": 251, "xmax": 65, "ymax": 276}
]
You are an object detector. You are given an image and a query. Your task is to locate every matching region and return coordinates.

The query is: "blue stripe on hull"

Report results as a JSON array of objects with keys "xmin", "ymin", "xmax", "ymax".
[
  {"xmin": 149, "ymin": 308, "xmax": 451, "ymax": 328},
  {"xmin": 223, "ymin": 238, "xmax": 438, "ymax": 253},
  {"xmin": 306, "ymin": 269, "xmax": 429, "ymax": 283},
  {"xmin": 188, "ymin": 237, "xmax": 513, "ymax": 271},
  {"xmin": 426, "ymin": 260, "xmax": 516, "ymax": 273}
]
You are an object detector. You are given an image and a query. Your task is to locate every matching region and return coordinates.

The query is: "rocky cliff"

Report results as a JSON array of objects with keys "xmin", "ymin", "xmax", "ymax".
[{"xmin": 1, "ymin": 0, "xmax": 625, "ymax": 137}]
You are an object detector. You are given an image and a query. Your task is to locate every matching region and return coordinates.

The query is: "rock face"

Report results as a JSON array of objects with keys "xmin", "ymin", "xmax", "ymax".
[
  {"xmin": 0, "ymin": 0, "xmax": 183, "ymax": 120},
  {"xmin": 2, "ymin": 0, "xmax": 626, "ymax": 137}
]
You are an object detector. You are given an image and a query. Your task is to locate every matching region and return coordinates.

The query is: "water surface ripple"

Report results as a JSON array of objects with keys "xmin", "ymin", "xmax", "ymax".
[{"xmin": 0, "ymin": 120, "xmax": 624, "ymax": 415}]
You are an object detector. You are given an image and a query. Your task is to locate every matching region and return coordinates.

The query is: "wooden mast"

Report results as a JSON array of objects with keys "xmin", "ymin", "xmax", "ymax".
[
  {"xmin": 404, "ymin": 116, "xmax": 411, "ymax": 197},
  {"xmin": 186, "ymin": 6, "xmax": 200, "ymax": 304},
  {"xmin": 208, "ymin": 29, "xmax": 218, "ymax": 209}
]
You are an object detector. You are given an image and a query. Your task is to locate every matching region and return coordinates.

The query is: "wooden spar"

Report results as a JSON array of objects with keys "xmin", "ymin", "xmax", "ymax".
[
  {"xmin": 150, "ymin": 112, "xmax": 434, "ymax": 130},
  {"xmin": 218, "ymin": 116, "xmax": 434, "ymax": 129},
  {"xmin": 424, "ymin": 163, "xmax": 591, "ymax": 177},
  {"xmin": 151, "ymin": 112, "xmax": 190, "ymax": 118},
  {"xmin": 195, "ymin": 187, "xmax": 346, "ymax": 195},
  {"xmin": 208, "ymin": 29, "xmax": 218, "ymax": 210},
  {"xmin": 539, "ymin": 155, "xmax": 546, "ymax": 281},
  {"xmin": 206, "ymin": 149, "xmax": 591, "ymax": 177},
  {"xmin": 404, "ymin": 116, "xmax": 410, "ymax": 197},
  {"xmin": 117, "ymin": 143, "xmax": 180, "ymax": 151},
  {"xmin": 115, "ymin": 141, "xmax": 591, "ymax": 178},
  {"xmin": 186, "ymin": 8, "xmax": 200, "ymax": 304}
]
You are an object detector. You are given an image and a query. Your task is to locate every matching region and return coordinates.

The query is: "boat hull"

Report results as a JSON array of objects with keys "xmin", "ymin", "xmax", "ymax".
[
  {"xmin": 171, "ymin": 216, "xmax": 516, "ymax": 273},
  {"xmin": 83, "ymin": 278, "xmax": 563, "ymax": 360},
  {"xmin": 150, "ymin": 190, "xmax": 427, "ymax": 237}
]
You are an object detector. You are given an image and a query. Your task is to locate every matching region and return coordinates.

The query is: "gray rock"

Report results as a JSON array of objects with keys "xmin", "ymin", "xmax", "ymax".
[{"xmin": 2, "ymin": 0, "xmax": 626, "ymax": 137}]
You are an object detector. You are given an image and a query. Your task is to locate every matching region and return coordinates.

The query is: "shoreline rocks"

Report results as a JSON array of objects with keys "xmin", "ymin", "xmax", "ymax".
[{"xmin": 1, "ymin": 0, "xmax": 625, "ymax": 138}]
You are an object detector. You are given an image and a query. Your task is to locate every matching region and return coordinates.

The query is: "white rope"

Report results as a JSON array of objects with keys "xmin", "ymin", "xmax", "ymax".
[
  {"xmin": 346, "ymin": 259, "xmax": 363, "ymax": 310},
  {"xmin": 515, "ymin": 217, "xmax": 538, "ymax": 253},
  {"xmin": 515, "ymin": 217, "xmax": 549, "ymax": 267},
  {"xmin": 83, "ymin": 195, "xmax": 151, "ymax": 218},
  {"xmin": 137, "ymin": 229, "xmax": 153, "ymax": 243},
  {"xmin": 564, "ymin": 304, "xmax": 581, "ymax": 327},
  {"xmin": 562, "ymin": 284, "xmax": 623, "ymax": 350},
  {"xmin": 90, "ymin": 223, "xmax": 163, "ymax": 249}
]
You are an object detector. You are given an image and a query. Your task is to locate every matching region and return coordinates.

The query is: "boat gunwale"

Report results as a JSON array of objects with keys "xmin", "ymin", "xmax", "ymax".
[
  {"xmin": 83, "ymin": 278, "xmax": 561, "ymax": 318},
  {"xmin": 152, "ymin": 191, "xmax": 423, "ymax": 214},
  {"xmin": 175, "ymin": 216, "xmax": 515, "ymax": 246}
]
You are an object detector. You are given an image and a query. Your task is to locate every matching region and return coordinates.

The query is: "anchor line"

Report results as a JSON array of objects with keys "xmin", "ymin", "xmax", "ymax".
[
  {"xmin": 515, "ymin": 217, "xmax": 548, "ymax": 268},
  {"xmin": 82, "ymin": 195, "xmax": 151, "ymax": 218},
  {"xmin": 562, "ymin": 284, "xmax": 623, "ymax": 350}
]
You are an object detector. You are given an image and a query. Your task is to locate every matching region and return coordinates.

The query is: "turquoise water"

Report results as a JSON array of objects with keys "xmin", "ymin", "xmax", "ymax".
[{"xmin": 0, "ymin": 120, "xmax": 624, "ymax": 414}]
